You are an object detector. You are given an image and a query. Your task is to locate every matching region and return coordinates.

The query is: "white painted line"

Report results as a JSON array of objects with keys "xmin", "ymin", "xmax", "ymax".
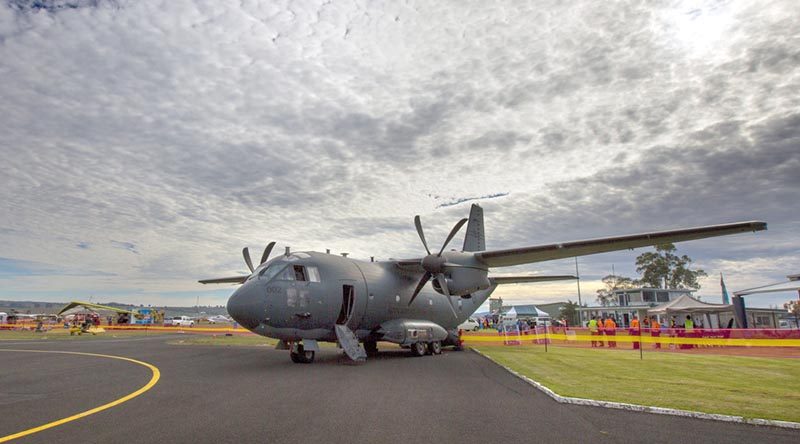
[{"xmin": 471, "ymin": 348, "xmax": 800, "ymax": 430}]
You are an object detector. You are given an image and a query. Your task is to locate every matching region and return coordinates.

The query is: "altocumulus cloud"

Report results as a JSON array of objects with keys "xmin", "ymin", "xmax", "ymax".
[{"xmin": 0, "ymin": 0, "xmax": 797, "ymax": 307}]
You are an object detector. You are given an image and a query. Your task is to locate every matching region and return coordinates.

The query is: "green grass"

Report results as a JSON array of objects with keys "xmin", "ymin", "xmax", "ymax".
[{"xmin": 475, "ymin": 346, "xmax": 800, "ymax": 423}]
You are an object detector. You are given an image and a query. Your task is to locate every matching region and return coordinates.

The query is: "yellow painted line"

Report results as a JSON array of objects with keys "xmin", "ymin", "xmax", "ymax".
[{"xmin": 0, "ymin": 349, "xmax": 160, "ymax": 443}]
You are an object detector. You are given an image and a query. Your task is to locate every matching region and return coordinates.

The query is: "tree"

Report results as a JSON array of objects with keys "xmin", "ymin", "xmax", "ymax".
[
  {"xmin": 635, "ymin": 243, "xmax": 707, "ymax": 289},
  {"xmin": 785, "ymin": 300, "xmax": 800, "ymax": 329},
  {"xmin": 559, "ymin": 300, "xmax": 580, "ymax": 326},
  {"xmin": 596, "ymin": 274, "xmax": 638, "ymax": 306}
]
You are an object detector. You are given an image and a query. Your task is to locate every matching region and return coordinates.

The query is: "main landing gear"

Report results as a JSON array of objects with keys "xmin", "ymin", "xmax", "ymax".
[
  {"xmin": 290, "ymin": 344, "xmax": 315, "ymax": 364},
  {"xmin": 410, "ymin": 341, "xmax": 442, "ymax": 357},
  {"xmin": 364, "ymin": 340, "xmax": 379, "ymax": 357}
]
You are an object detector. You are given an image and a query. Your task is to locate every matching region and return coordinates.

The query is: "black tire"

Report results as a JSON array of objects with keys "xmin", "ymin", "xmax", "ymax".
[
  {"xmin": 290, "ymin": 345, "xmax": 315, "ymax": 364},
  {"xmin": 428, "ymin": 341, "xmax": 442, "ymax": 355},
  {"xmin": 410, "ymin": 342, "xmax": 426, "ymax": 357},
  {"xmin": 364, "ymin": 340, "xmax": 378, "ymax": 357}
]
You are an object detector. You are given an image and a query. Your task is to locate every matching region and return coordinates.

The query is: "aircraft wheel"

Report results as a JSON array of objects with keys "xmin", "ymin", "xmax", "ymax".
[
  {"xmin": 290, "ymin": 345, "xmax": 315, "ymax": 364},
  {"xmin": 428, "ymin": 341, "xmax": 442, "ymax": 355},
  {"xmin": 364, "ymin": 340, "xmax": 378, "ymax": 357},
  {"xmin": 290, "ymin": 350, "xmax": 314, "ymax": 363},
  {"xmin": 410, "ymin": 342, "xmax": 426, "ymax": 357}
]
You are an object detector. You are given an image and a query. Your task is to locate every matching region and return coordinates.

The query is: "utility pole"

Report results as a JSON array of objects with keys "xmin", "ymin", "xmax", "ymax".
[{"xmin": 575, "ymin": 257, "xmax": 583, "ymax": 325}]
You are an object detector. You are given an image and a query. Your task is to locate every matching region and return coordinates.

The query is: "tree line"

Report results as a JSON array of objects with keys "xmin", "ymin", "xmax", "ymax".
[{"xmin": 559, "ymin": 243, "xmax": 707, "ymax": 324}]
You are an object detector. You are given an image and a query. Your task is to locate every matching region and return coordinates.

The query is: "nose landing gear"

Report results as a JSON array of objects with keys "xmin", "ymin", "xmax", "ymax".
[{"xmin": 289, "ymin": 343, "xmax": 315, "ymax": 364}]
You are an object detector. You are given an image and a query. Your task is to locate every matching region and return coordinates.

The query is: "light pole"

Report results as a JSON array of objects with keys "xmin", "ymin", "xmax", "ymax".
[{"xmin": 575, "ymin": 257, "xmax": 583, "ymax": 326}]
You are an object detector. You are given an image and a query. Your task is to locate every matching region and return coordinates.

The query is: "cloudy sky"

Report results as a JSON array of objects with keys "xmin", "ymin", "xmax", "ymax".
[{"xmin": 1, "ymin": 0, "xmax": 798, "ymax": 311}]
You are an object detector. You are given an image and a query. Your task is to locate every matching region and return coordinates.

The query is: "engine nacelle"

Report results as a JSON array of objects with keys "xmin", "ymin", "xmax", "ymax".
[{"xmin": 432, "ymin": 268, "xmax": 490, "ymax": 297}]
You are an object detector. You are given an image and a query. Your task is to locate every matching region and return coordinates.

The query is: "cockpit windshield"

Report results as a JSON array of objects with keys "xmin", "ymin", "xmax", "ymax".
[
  {"xmin": 247, "ymin": 256, "xmax": 321, "ymax": 283},
  {"xmin": 257, "ymin": 262, "xmax": 287, "ymax": 282}
]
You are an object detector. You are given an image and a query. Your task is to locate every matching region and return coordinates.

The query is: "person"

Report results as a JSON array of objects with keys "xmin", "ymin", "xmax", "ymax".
[
  {"xmin": 604, "ymin": 316, "xmax": 617, "ymax": 348},
  {"xmin": 588, "ymin": 316, "xmax": 599, "ymax": 347},
  {"xmin": 681, "ymin": 315, "xmax": 695, "ymax": 349},
  {"xmin": 597, "ymin": 315, "xmax": 605, "ymax": 347},
  {"xmin": 630, "ymin": 315, "xmax": 641, "ymax": 349},
  {"xmin": 651, "ymin": 316, "xmax": 661, "ymax": 349},
  {"xmin": 684, "ymin": 315, "xmax": 694, "ymax": 332}
]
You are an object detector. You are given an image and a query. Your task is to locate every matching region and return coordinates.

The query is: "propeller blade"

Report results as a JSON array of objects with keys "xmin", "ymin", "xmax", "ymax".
[
  {"xmin": 242, "ymin": 247, "xmax": 254, "ymax": 273},
  {"xmin": 438, "ymin": 218, "xmax": 468, "ymax": 256},
  {"xmin": 408, "ymin": 272, "xmax": 431, "ymax": 307},
  {"xmin": 444, "ymin": 294, "xmax": 459, "ymax": 319},
  {"xmin": 435, "ymin": 274, "xmax": 458, "ymax": 318},
  {"xmin": 414, "ymin": 215, "xmax": 431, "ymax": 255},
  {"xmin": 435, "ymin": 273, "xmax": 450, "ymax": 296},
  {"xmin": 260, "ymin": 241, "xmax": 276, "ymax": 265}
]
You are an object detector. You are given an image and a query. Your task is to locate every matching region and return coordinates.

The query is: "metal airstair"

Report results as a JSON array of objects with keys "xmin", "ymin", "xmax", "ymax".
[{"xmin": 335, "ymin": 324, "xmax": 367, "ymax": 362}]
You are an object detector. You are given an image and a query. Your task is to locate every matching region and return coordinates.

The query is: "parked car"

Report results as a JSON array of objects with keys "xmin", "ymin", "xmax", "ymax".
[
  {"xmin": 170, "ymin": 316, "xmax": 195, "ymax": 327},
  {"xmin": 458, "ymin": 318, "xmax": 480, "ymax": 331}
]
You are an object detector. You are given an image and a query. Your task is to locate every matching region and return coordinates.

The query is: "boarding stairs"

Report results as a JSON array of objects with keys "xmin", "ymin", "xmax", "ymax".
[{"xmin": 335, "ymin": 324, "xmax": 367, "ymax": 362}]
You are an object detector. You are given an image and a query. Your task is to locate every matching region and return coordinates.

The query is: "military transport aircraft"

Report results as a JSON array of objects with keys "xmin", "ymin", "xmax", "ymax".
[{"xmin": 200, "ymin": 204, "xmax": 766, "ymax": 363}]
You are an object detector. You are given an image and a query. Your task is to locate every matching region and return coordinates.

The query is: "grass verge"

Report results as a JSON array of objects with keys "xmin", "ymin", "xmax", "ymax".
[
  {"xmin": 475, "ymin": 345, "xmax": 800, "ymax": 423},
  {"xmin": 0, "ymin": 328, "xmax": 175, "ymax": 340}
]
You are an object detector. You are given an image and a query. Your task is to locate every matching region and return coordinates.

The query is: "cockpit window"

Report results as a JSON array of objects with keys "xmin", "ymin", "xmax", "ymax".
[
  {"xmin": 256, "ymin": 262, "xmax": 321, "ymax": 283},
  {"xmin": 293, "ymin": 265, "xmax": 306, "ymax": 281},
  {"xmin": 257, "ymin": 263, "xmax": 287, "ymax": 281},
  {"xmin": 306, "ymin": 266, "xmax": 320, "ymax": 282}
]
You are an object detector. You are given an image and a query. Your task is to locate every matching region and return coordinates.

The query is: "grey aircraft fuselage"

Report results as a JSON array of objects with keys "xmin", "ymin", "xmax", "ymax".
[{"xmin": 227, "ymin": 250, "xmax": 491, "ymax": 344}]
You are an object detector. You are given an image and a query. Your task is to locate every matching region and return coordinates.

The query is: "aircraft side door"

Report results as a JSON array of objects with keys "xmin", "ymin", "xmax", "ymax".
[{"xmin": 337, "ymin": 278, "xmax": 367, "ymax": 329}]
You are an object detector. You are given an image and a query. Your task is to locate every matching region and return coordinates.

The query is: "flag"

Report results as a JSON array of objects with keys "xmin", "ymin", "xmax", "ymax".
[{"xmin": 720, "ymin": 273, "xmax": 730, "ymax": 304}]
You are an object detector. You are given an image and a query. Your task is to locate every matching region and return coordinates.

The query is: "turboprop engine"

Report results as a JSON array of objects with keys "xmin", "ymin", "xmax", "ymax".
[{"xmin": 431, "ymin": 266, "xmax": 491, "ymax": 297}]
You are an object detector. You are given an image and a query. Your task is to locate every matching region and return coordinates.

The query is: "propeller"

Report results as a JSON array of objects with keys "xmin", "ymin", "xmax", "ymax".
[
  {"xmin": 242, "ymin": 241, "xmax": 277, "ymax": 274},
  {"xmin": 408, "ymin": 216, "xmax": 468, "ymax": 318}
]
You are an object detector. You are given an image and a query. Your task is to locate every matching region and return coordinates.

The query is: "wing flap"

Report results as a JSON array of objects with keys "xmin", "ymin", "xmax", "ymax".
[
  {"xmin": 491, "ymin": 275, "xmax": 576, "ymax": 284},
  {"xmin": 198, "ymin": 276, "xmax": 248, "ymax": 285},
  {"xmin": 477, "ymin": 221, "xmax": 766, "ymax": 268}
]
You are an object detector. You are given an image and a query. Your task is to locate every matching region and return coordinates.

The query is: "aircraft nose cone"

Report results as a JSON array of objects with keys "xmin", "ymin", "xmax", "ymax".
[{"xmin": 227, "ymin": 282, "xmax": 264, "ymax": 330}]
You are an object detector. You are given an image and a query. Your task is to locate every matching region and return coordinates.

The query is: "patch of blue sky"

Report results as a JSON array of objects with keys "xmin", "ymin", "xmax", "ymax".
[
  {"xmin": 0, "ymin": 257, "xmax": 115, "ymax": 277},
  {"xmin": 110, "ymin": 240, "xmax": 138, "ymax": 254}
]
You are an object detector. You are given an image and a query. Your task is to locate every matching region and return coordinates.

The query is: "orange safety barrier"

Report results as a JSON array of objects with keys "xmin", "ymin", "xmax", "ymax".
[{"xmin": 462, "ymin": 327, "xmax": 800, "ymax": 350}]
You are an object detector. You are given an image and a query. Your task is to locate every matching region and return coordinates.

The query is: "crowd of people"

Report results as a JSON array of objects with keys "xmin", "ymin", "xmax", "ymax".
[{"xmin": 587, "ymin": 314, "xmax": 704, "ymax": 349}]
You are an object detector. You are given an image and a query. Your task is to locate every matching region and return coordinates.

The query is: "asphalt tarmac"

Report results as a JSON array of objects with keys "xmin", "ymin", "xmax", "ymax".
[{"xmin": 1, "ymin": 336, "xmax": 797, "ymax": 443}]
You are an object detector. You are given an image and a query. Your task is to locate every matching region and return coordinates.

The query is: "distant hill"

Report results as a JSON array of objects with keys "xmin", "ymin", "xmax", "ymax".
[{"xmin": 0, "ymin": 300, "xmax": 229, "ymax": 318}]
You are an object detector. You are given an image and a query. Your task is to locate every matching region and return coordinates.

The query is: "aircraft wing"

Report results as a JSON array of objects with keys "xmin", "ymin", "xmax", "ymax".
[
  {"xmin": 476, "ymin": 221, "xmax": 766, "ymax": 268},
  {"xmin": 490, "ymin": 275, "xmax": 576, "ymax": 284},
  {"xmin": 58, "ymin": 301, "xmax": 136, "ymax": 316},
  {"xmin": 198, "ymin": 276, "xmax": 248, "ymax": 285}
]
